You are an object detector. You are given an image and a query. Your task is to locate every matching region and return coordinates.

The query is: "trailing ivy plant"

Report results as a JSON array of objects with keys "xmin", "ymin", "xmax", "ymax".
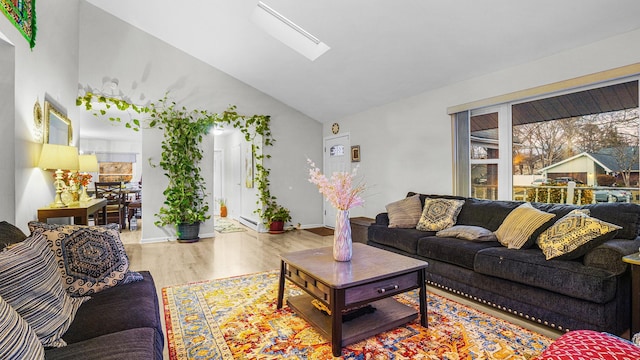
[{"xmin": 76, "ymin": 92, "xmax": 282, "ymax": 228}]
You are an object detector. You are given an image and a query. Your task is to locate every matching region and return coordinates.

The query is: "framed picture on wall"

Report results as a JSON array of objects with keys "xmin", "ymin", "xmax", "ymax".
[
  {"xmin": 351, "ymin": 145, "xmax": 360, "ymax": 162},
  {"xmin": 245, "ymin": 144, "xmax": 254, "ymax": 188}
]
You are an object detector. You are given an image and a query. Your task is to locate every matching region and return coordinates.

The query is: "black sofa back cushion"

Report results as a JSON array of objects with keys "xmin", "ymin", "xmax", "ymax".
[
  {"xmin": 456, "ymin": 198, "xmax": 521, "ymax": 232},
  {"xmin": 408, "ymin": 193, "xmax": 521, "ymax": 232},
  {"xmin": 0, "ymin": 221, "xmax": 27, "ymax": 251}
]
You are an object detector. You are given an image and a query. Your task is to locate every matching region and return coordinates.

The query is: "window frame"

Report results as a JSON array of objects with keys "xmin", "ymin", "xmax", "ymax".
[{"xmin": 456, "ymin": 75, "xmax": 640, "ymax": 200}]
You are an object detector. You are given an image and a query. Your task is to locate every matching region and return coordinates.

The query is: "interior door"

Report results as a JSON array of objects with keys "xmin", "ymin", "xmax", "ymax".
[
  {"xmin": 323, "ymin": 134, "xmax": 350, "ymax": 227},
  {"xmin": 213, "ymin": 149, "xmax": 223, "ymax": 215}
]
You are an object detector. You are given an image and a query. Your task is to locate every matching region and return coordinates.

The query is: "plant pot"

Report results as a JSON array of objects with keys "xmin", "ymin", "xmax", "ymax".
[
  {"xmin": 177, "ymin": 222, "xmax": 200, "ymax": 243},
  {"xmin": 220, "ymin": 206, "xmax": 227, "ymax": 218},
  {"xmin": 269, "ymin": 220, "xmax": 285, "ymax": 234}
]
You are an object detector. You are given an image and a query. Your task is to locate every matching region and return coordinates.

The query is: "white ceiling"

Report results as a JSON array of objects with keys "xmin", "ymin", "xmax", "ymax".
[{"xmin": 86, "ymin": 0, "xmax": 640, "ymax": 123}]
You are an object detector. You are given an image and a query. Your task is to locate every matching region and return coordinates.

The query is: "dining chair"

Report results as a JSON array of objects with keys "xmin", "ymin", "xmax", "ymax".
[{"xmin": 94, "ymin": 182, "xmax": 126, "ymax": 231}]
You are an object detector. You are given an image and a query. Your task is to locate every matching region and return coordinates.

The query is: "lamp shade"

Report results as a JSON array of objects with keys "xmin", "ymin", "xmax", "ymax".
[
  {"xmin": 78, "ymin": 154, "xmax": 99, "ymax": 172},
  {"xmin": 38, "ymin": 144, "xmax": 79, "ymax": 170}
]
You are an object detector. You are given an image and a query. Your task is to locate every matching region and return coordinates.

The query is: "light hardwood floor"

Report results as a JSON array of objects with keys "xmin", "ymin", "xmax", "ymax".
[
  {"xmin": 120, "ymin": 217, "xmax": 561, "ymax": 358},
  {"xmin": 121, "ymin": 219, "xmax": 332, "ymax": 290}
]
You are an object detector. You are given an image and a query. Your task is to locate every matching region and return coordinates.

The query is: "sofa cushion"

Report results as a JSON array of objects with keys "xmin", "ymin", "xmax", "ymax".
[
  {"xmin": 63, "ymin": 271, "xmax": 163, "ymax": 346},
  {"xmin": 474, "ymin": 247, "xmax": 617, "ymax": 303},
  {"xmin": 45, "ymin": 327, "xmax": 162, "ymax": 360},
  {"xmin": 416, "ymin": 198, "xmax": 464, "ymax": 231},
  {"xmin": 583, "ymin": 239, "xmax": 640, "ymax": 275},
  {"xmin": 436, "ymin": 225, "xmax": 497, "ymax": 242},
  {"xmin": 456, "ymin": 198, "xmax": 521, "ymax": 231},
  {"xmin": 385, "ymin": 194, "xmax": 422, "ymax": 228},
  {"xmin": 28, "ymin": 222, "xmax": 142, "ymax": 297},
  {"xmin": 537, "ymin": 210, "xmax": 621, "ymax": 260},
  {"xmin": 0, "ymin": 294, "xmax": 44, "ymax": 360},
  {"xmin": 494, "ymin": 202, "xmax": 556, "ymax": 249},
  {"xmin": 367, "ymin": 225, "xmax": 427, "ymax": 254},
  {"xmin": 0, "ymin": 220, "xmax": 27, "ymax": 251},
  {"xmin": 417, "ymin": 236, "xmax": 501, "ymax": 270},
  {"xmin": 0, "ymin": 233, "xmax": 88, "ymax": 347},
  {"xmin": 536, "ymin": 330, "xmax": 640, "ymax": 360}
]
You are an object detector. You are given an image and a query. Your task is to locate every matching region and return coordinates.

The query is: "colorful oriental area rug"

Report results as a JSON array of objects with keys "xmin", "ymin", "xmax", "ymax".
[{"xmin": 163, "ymin": 271, "xmax": 552, "ymax": 359}]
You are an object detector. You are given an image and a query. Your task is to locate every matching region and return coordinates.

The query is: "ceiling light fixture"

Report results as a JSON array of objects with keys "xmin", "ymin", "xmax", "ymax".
[{"xmin": 251, "ymin": 1, "xmax": 330, "ymax": 61}]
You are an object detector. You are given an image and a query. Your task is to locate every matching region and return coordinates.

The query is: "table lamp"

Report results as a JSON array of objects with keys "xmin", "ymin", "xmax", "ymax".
[
  {"xmin": 78, "ymin": 154, "xmax": 99, "ymax": 202},
  {"xmin": 38, "ymin": 144, "xmax": 79, "ymax": 208}
]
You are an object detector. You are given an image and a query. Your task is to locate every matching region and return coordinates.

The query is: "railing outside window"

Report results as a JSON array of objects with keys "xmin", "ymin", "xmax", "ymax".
[{"xmin": 509, "ymin": 183, "xmax": 638, "ymax": 205}]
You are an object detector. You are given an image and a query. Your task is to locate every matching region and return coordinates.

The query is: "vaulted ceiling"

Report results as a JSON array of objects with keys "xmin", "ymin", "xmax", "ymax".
[{"xmin": 86, "ymin": 0, "xmax": 640, "ymax": 123}]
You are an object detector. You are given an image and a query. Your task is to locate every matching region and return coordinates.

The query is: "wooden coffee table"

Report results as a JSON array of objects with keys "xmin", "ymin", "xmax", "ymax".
[{"xmin": 277, "ymin": 243, "xmax": 428, "ymax": 357}]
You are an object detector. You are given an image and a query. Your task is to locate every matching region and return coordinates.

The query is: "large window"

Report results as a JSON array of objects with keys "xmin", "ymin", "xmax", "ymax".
[{"xmin": 458, "ymin": 78, "xmax": 640, "ymax": 201}]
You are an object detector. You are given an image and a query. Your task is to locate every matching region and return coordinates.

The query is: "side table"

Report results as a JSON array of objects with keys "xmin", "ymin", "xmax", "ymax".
[
  {"xmin": 350, "ymin": 217, "xmax": 374, "ymax": 244},
  {"xmin": 623, "ymin": 253, "xmax": 640, "ymax": 335}
]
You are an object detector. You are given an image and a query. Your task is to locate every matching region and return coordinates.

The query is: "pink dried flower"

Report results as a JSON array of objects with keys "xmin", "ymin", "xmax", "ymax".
[{"xmin": 307, "ymin": 158, "xmax": 365, "ymax": 210}]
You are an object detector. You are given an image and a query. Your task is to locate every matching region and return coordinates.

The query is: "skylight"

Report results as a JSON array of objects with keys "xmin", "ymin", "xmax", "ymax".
[{"xmin": 251, "ymin": 1, "xmax": 330, "ymax": 61}]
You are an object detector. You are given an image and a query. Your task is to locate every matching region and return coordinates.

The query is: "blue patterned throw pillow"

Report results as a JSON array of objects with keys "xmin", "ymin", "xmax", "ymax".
[{"xmin": 28, "ymin": 222, "xmax": 142, "ymax": 297}]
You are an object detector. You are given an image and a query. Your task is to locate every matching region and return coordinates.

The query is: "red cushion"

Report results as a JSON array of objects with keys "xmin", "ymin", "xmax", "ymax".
[{"xmin": 537, "ymin": 330, "xmax": 640, "ymax": 360}]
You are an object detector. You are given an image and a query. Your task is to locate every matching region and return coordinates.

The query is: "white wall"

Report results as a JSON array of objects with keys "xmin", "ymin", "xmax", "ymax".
[
  {"xmin": 0, "ymin": 0, "xmax": 81, "ymax": 232},
  {"xmin": 333, "ymin": 28, "xmax": 640, "ymax": 218},
  {"xmin": 0, "ymin": 34, "xmax": 15, "ymax": 223},
  {"xmin": 78, "ymin": 3, "xmax": 323, "ymax": 241}
]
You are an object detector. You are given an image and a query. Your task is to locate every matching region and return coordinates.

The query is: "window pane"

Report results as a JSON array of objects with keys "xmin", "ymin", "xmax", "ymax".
[
  {"xmin": 99, "ymin": 162, "xmax": 133, "ymax": 183},
  {"xmin": 470, "ymin": 112, "xmax": 499, "ymax": 160},
  {"xmin": 471, "ymin": 164, "xmax": 498, "ymax": 200},
  {"xmin": 330, "ymin": 145, "xmax": 345, "ymax": 157}
]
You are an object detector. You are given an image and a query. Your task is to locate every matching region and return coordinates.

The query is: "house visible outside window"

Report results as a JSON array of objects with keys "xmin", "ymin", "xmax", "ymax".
[{"xmin": 457, "ymin": 78, "xmax": 640, "ymax": 202}]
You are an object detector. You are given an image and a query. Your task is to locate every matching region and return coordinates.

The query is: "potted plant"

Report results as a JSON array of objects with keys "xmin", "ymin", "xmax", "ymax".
[
  {"xmin": 218, "ymin": 198, "xmax": 227, "ymax": 218},
  {"xmin": 264, "ymin": 203, "xmax": 291, "ymax": 234},
  {"xmin": 148, "ymin": 98, "xmax": 215, "ymax": 242},
  {"xmin": 77, "ymin": 93, "xmax": 277, "ymax": 239}
]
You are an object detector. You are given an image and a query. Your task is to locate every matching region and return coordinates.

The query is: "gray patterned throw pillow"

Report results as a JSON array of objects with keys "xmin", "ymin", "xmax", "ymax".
[{"xmin": 416, "ymin": 198, "xmax": 465, "ymax": 232}]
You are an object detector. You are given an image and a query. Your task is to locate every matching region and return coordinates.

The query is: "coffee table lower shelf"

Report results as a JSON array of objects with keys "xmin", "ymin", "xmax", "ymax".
[{"xmin": 287, "ymin": 294, "xmax": 418, "ymax": 348}]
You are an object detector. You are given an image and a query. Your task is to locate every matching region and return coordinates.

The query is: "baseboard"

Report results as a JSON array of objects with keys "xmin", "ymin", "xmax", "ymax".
[{"xmin": 140, "ymin": 236, "xmax": 173, "ymax": 244}]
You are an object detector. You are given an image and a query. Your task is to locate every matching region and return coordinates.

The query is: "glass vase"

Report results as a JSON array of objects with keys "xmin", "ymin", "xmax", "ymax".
[{"xmin": 333, "ymin": 210, "xmax": 352, "ymax": 261}]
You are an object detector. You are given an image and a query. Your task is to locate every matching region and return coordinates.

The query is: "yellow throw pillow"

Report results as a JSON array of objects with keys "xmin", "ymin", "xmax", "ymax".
[
  {"xmin": 495, "ymin": 202, "xmax": 555, "ymax": 249},
  {"xmin": 537, "ymin": 210, "xmax": 621, "ymax": 260},
  {"xmin": 416, "ymin": 198, "xmax": 465, "ymax": 232}
]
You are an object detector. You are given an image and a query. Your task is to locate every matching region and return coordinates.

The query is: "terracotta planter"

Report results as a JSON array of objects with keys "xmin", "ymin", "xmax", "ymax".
[
  {"xmin": 269, "ymin": 220, "xmax": 285, "ymax": 234},
  {"xmin": 220, "ymin": 206, "xmax": 227, "ymax": 218}
]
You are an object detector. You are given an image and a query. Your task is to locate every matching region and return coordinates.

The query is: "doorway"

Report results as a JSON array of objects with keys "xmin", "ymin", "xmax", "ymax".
[
  {"xmin": 323, "ymin": 134, "xmax": 350, "ymax": 227},
  {"xmin": 213, "ymin": 149, "xmax": 223, "ymax": 216}
]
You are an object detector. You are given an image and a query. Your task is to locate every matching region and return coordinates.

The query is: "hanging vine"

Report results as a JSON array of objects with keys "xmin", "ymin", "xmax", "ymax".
[{"xmin": 76, "ymin": 92, "xmax": 280, "ymax": 226}]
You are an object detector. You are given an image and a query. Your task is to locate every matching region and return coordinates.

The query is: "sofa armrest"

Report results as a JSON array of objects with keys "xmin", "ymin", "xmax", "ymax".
[
  {"xmin": 375, "ymin": 213, "xmax": 389, "ymax": 226},
  {"xmin": 583, "ymin": 238, "xmax": 640, "ymax": 275}
]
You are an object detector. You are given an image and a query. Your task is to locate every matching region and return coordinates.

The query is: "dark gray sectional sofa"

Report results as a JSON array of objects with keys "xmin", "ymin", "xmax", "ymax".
[
  {"xmin": 44, "ymin": 271, "xmax": 164, "ymax": 360},
  {"xmin": 367, "ymin": 193, "xmax": 640, "ymax": 335},
  {"xmin": 0, "ymin": 221, "xmax": 163, "ymax": 360}
]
